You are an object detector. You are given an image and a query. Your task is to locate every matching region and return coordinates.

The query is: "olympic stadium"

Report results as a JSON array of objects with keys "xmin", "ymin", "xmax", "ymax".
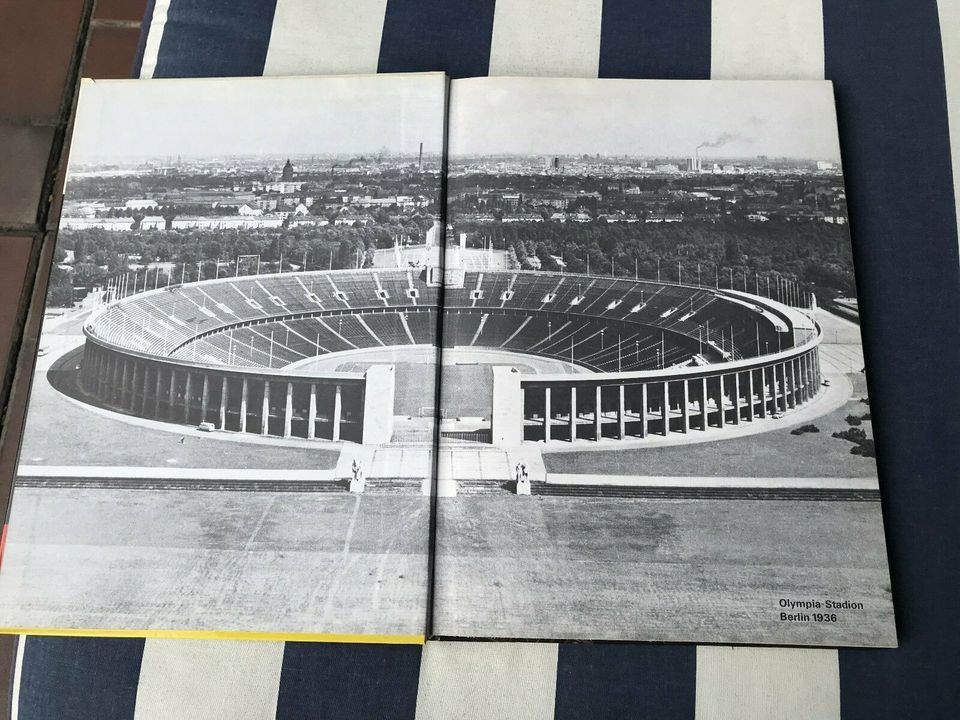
[{"xmin": 73, "ymin": 245, "xmax": 824, "ymax": 467}]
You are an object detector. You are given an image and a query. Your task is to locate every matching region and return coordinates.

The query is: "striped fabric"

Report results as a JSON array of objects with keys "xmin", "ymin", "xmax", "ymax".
[{"xmin": 12, "ymin": 1, "xmax": 958, "ymax": 718}]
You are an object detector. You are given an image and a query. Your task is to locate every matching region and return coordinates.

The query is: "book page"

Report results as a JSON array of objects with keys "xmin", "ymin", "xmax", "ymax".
[
  {"xmin": 0, "ymin": 73, "xmax": 447, "ymax": 641},
  {"xmin": 432, "ymin": 77, "xmax": 896, "ymax": 647}
]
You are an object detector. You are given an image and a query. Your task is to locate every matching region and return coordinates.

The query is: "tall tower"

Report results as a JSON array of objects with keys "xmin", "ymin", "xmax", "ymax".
[
  {"xmin": 418, "ymin": 142, "xmax": 423, "ymax": 172},
  {"xmin": 281, "ymin": 159, "xmax": 294, "ymax": 181}
]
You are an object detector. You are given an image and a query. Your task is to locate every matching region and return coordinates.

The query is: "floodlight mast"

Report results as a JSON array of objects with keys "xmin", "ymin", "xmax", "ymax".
[{"xmin": 235, "ymin": 254, "xmax": 262, "ymax": 277}]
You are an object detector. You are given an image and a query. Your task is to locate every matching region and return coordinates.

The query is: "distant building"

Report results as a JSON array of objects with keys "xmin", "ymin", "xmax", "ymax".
[
  {"xmin": 60, "ymin": 217, "xmax": 135, "ymax": 231},
  {"xmin": 645, "ymin": 213, "xmax": 683, "ymax": 223},
  {"xmin": 140, "ymin": 216, "xmax": 166, "ymax": 230},
  {"xmin": 281, "ymin": 159, "xmax": 294, "ymax": 181},
  {"xmin": 125, "ymin": 199, "xmax": 159, "ymax": 210}
]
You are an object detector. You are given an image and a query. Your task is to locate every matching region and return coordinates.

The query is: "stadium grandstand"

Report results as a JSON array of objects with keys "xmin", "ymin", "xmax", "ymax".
[{"xmin": 75, "ymin": 249, "xmax": 822, "ymax": 447}]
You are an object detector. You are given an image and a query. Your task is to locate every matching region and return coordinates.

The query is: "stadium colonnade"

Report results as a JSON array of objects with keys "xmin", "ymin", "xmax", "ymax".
[
  {"xmin": 492, "ymin": 340, "xmax": 821, "ymax": 445},
  {"xmin": 74, "ymin": 268, "xmax": 823, "ymax": 446}
]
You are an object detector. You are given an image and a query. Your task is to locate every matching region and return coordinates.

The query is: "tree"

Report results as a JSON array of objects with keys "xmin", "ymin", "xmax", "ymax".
[{"xmin": 46, "ymin": 266, "xmax": 75, "ymax": 307}]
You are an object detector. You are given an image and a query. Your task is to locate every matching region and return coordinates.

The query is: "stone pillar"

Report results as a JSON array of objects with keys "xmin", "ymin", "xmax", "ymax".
[
  {"xmin": 680, "ymin": 380, "xmax": 689, "ymax": 433},
  {"xmin": 716, "ymin": 376, "xmax": 725, "ymax": 428},
  {"xmin": 183, "ymin": 372, "xmax": 192, "ymax": 423},
  {"xmin": 154, "ymin": 366, "xmax": 163, "ymax": 418},
  {"xmin": 261, "ymin": 380, "xmax": 270, "ymax": 435},
  {"xmin": 798, "ymin": 355, "xmax": 806, "ymax": 402},
  {"xmin": 766, "ymin": 366, "xmax": 775, "ymax": 415},
  {"xmin": 120, "ymin": 359, "xmax": 130, "ymax": 409},
  {"xmin": 543, "ymin": 386, "xmax": 552, "ymax": 442},
  {"xmin": 308, "ymin": 383, "xmax": 317, "ymax": 439},
  {"xmin": 93, "ymin": 349, "xmax": 102, "ymax": 395},
  {"xmin": 219, "ymin": 376, "xmax": 228, "ymax": 429},
  {"xmin": 240, "ymin": 378, "xmax": 248, "ymax": 433},
  {"xmin": 746, "ymin": 369, "xmax": 755, "ymax": 421},
  {"xmin": 617, "ymin": 384, "xmax": 626, "ymax": 439},
  {"xmin": 661, "ymin": 380, "xmax": 669, "ymax": 436},
  {"xmin": 779, "ymin": 363, "xmax": 788, "ymax": 412},
  {"xmin": 111, "ymin": 356, "xmax": 121, "ymax": 406},
  {"xmin": 733, "ymin": 372, "xmax": 741, "ymax": 424},
  {"xmin": 569, "ymin": 386, "xmax": 577, "ymax": 442},
  {"xmin": 594, "ymin": 385, "xmax": 602, "ymax": 441},
  {"xmin": 140, "ymin": 366, "xmax": 149, "ymax": 414},
  {"xmin": 700, "ymin": 376, "xmax": 709, "ymax": 430},
  {"xmin": 284, "ymin": 382, "xmax": 293, "ymax": 438},
  {"xmin": 759, "ymin": 367, "xmax": 768, "ymax": 418},
  {"xmin": 200, "ymin": 374, "xmax": 210, "ymax": 421},
  {"xmin": 168, "ymin": 369, "xmax": 177, "ymax": 419},
  {"xmin": 790, "ymin": 360, "xmax": 799, "ymax": 407},
  {"xmin": 332, "ymin": 384, "xmax": 342, "ymax": 441},
  {"xmin": 97, "ymin": 350, "xmax": 107, "ymax": 399},
  {"xmin": 129, "ymin": 363, "xmax": 138, "ymax": 410},
  {"xmin": 639, "ymin": 383, "xmax": 647, "ymax": 438}
]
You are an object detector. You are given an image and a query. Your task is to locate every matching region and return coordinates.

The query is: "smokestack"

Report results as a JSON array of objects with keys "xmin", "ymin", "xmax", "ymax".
[{"xmin": 418, "ymin": 142, "xmax": 423, "ymax": 172}]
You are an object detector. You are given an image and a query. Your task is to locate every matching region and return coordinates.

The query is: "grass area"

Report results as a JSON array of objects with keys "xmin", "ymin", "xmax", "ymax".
[
  {"xmin": 544, "ymin": 373, "xmax": 877, "ymax": 478},
  {"xmin": 433, "ymin": 494, "xmax": 895, "ymax": 645},
  {"xmin": 1, "ymin": 489, "xmax": 430, "ymax": 635},
  {"xmin": 439, "ymin": 364, "xmax": 494, "ymax": 418},
  {"xmin": 20, "ymin": 354, "xmax": 340, "ymax": 470}
]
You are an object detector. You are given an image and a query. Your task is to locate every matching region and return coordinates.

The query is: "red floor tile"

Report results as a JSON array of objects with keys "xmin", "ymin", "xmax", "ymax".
[
  {"xmin": 84, "ymin": 25, "xmax": 141, "ymax": 79},
  {"xmin": 0, "ymin": 1, "xmax": 85, "ymax": 118},
  {"xmin": 0, "ymin": 124, "xmax": 55, "ymax": 227},
  {"xmin": 95, "ymin": 0, "xmax": 149, "ymax": 22}
]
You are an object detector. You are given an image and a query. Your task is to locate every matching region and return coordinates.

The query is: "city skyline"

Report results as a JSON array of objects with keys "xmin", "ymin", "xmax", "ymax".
[
  {"xmin": 68, "ymin": 74, "xmax": 447, "ymax": 164},
  {"xmin": 448, "ymin": 78, "xmax": 843, "ymax": 161}
]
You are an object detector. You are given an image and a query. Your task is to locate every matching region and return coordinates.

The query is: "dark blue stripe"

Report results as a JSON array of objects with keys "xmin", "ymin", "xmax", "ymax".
[
  {"xmin": 131, "ymin": 0, "xmax": 157, "ymax": 78},
  {"xmin": 275, "ymin": 643, "xmax": 422, "ymax": 719},
  {"xmin": 823, "ymin": 2, "xmax": 960, "ymax": 718},
  {"xmin": 554, "ymin": 643, "xmax": 695, "ymax": 719},
  {"xmin": 378, "ymin": 0, "xmax": 496, "ymax": 78},
  {"xmin": 17, "ymin": 637, "xmax": 144, "ymax": 720},
  {"xmin": 153, "ymin": 0, "xmax": 278, "ymax": 78},
  {"xmin": 599, "ymin": 0, "xmax": 711, "ymax": 79}
]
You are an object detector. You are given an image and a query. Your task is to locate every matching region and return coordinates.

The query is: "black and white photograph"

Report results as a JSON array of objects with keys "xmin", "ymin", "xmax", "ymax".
[
  {"xmin": 431, "ymin": 78, "xmax": 896, "ymax": 647},
  {"xmin": 0, "ymin": 73, "xmax": 449, "ymax": 639},
  {"xmin": 0, "ymin": 73, "xmax": 896, "ymax": 648}
]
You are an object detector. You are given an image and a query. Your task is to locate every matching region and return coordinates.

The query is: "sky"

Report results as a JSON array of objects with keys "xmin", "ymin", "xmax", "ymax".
[
  {"xmin": 448, "ymin": 78, "xmax": 842, "ymax": 161},
  {"xmin": 68, "ymin": 73, "xmax": 447, "ymax": 163}
]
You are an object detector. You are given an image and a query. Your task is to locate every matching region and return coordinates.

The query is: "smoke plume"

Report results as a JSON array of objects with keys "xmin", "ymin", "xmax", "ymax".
[{"xmin": 696, "ymin": 132, "xmax": 750, "ymax": 150}]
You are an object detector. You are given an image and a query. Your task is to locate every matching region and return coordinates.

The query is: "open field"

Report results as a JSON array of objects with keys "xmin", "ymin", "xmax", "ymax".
[
  {"xmin": 18, "ymin": 346, "xmax": 340, "ymax": 470},
  {"xmin": 433, "ymin": 494, "xmax": 895, "ymax": 646},
  {"xmin": 0, "ymin": 488, "xmax": 430, "ymax": 636}
]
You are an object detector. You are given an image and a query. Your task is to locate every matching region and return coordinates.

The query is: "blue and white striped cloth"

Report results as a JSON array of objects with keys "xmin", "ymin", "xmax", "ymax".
[{"xmin": 12, "ymin": 1, "xmax": 959, "ymax": 717}]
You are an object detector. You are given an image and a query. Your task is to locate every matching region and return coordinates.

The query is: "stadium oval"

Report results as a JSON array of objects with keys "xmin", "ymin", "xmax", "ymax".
[{"xmin": 76, "ymin": 268, "xmax": 822, "ymax": 447}]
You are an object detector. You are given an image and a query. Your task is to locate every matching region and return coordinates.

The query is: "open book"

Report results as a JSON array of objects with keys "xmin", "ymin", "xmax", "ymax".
[{"xmin": 0, "ymin": 73, "xmax": 895, "ymax": 647}]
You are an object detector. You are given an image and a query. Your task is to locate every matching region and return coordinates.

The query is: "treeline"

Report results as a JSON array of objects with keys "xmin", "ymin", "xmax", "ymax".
[
  {"xmin": 47, "ymin": 218, "xmax": 436, "ymax": 306},
  {"xmin": 457, "ymin": 218, "xmax": 857, "ymax": 299}
]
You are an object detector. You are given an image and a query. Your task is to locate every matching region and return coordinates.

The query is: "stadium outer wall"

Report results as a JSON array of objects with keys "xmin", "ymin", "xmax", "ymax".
[
  {"xmin": 491, "ymin": 331, "xmax": 822, "ymax": 446},
  {"xmin": 77, "ymin": 337, "xmax": 395, "ymax": 444}
]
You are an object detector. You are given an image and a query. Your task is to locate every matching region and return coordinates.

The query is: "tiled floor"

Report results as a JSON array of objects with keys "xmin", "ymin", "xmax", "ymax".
[{"xmin": 0, "ymin": 0, "xmax": 148, "ymax": 711}]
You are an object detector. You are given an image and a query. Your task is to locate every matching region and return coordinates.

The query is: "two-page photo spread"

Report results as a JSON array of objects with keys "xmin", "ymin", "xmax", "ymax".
[{"xmin": 0, "ymin": 73, "xmax": 895, "ymax": 648}]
